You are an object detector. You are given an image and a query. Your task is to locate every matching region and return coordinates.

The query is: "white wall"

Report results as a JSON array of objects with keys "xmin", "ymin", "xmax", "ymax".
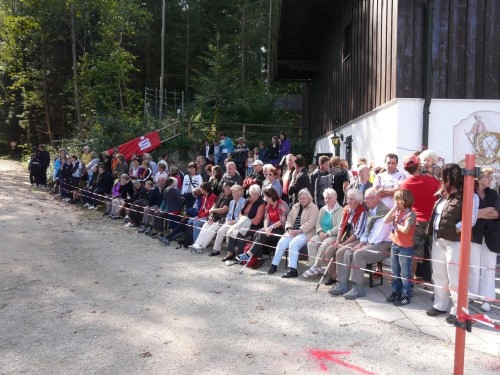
[
  {"xmin": 429, "ymin": 100, "xmax": 500, "ymax": 163},
  {"xmin": 314, "ymin": 98, "xmax": 500, "ymax": 169}
]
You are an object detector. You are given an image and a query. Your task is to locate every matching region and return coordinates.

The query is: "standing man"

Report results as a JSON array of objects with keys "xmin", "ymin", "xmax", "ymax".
[
  {"xmin": 288, "ymin": 154, "xmax": 311, "ymax": 205},
  {"xmin": 219, "ymin": 133, "xmax": 233, "ymax": 169},
  {"xmin": 233, "ymin": 137, "xmax": 249, "ymax": 178},
  {"xmin": 400, "ymin": 154, "xmax": 440, "ymax": 280},
  {"xmin": 310, "ymin": 155, "xmax": 333, "ymax": 208},
  {"xmin": 347, "ymin": 164, "xmax": 373, "ymax": 200},
  {"xmin": 199, "ymin": 139, "xmax": 214, "ymax": 163},
  {"xmin": 143, "ymin": 153, "xmax": 157, "ymax": 175},
  {"xmin": 38, "ymin": 145, "xmax": 50, "ymax": 187},
  {"xmin": 196, "ymin": 155, "xmax": 210, "ymax": 182},
  {"xmin": 330, "ymin": 156, "xmax": 349, "ymax": 206},
  {"xmin": 374, "ymin": 153, "xmax": 406, "ymax": 209},
  {"xmin": 281, "ymin": 153, "xmax": 296, "ymax": 205}
]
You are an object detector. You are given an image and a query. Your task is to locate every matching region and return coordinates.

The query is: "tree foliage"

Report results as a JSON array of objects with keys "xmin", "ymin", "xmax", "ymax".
[{"xmin": 0, "ymin": 0, "xmax": 298, "ymax": 155}]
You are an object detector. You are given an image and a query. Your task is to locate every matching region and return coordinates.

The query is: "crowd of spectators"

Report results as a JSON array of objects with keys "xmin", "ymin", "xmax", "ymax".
[{"xmin": 31, "ymin": 133, "xmax": 499, "ymax": 324}]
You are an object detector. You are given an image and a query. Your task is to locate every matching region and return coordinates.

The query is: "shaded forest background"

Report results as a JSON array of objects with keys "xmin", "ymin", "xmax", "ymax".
[{"xmin": 0, "ymin": 0, "xmax": 303, "ymax": 157}]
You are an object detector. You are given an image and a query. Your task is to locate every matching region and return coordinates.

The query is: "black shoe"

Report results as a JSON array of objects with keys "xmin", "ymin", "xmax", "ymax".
[
  {"xmin": 324, "ymin": 277, "xmax": 337, "ymax": 286},
  {"xmin": 386, "ymin": 293, "xmax": 400, "ymax": 303},
  {"xmin": 267, "ymin": 265, "xmax": 277, "ymax": 275},
  {"xmin": 394, "ymin": 296, "xmax": 411, "ymax": 306},
  {"xmin": 445, "ymin": 314, "xmax": 457, "ymax": 325},
  {"xmin": 282, "ymin": 268, "xmax": 298, "ymax": 278},
  {"xmin": 208, "ymin": 251, "xmax": 220, "ymax": 257},
  {"xmin": 221, "ymin": 253, "xmax": 235, "ymax": 262},
  {"xmin": 102, "ymin": 211, "xmax": 109, "ymax": 216},
  {"xmin": 426, "ymin": 307, "xmax": 447, "ymax": 317}
]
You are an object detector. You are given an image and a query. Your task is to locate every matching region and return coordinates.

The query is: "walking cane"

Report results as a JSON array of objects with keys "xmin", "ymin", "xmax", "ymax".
[
  {"xmin": 315, "ymin": 255, "xmax": 335, "ymax": 292},
  {"xmin": 239, "ymin": 254, "xmax": 254, "ymax": 275}
]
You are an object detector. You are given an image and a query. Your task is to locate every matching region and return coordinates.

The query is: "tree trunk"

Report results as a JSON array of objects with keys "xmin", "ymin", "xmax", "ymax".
[
  {"xmin": 70, "ymin": 1, "xmax": 83, "ymax": 133},
  {"xmin": 159, "ymin": 0, "xmax": 165, "ymax": 119},
  {"xmin": 41, "ymin": 43, "xmax": 53, "ymax": 145},
  {"xmin": 185, "ymin": 0, "xmax": 190, "ymax": 97}
]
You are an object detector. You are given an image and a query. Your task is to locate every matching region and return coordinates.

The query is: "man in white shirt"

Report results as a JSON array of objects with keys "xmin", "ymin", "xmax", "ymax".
[
  {"xmin": 374, "ymin": 153, "xmax": 406, "ymax": 208},
  {"xmin": 329, "ymin": 187, "xmax": 391, "ymax": 299}
]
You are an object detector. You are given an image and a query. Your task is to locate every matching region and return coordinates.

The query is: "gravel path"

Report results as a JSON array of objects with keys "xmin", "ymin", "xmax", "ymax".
[{"xmin": 0, "ymin": 159, "xmax": 498, "ymax": 374}]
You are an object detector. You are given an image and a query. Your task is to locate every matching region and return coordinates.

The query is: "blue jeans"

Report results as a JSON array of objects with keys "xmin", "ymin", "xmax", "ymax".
[
  {"xmin": 189, "ymin": 217, "xmax": 207, "ymax": 242},
  {"xmin": 391, "ymin": 244, "xmax": 413, "ymax": 297}
]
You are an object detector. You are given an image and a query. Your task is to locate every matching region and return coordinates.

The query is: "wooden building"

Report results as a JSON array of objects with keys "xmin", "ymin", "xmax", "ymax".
[{"xmin": 276, "ymin": 0, "xmax": 500, "ymax": 170}]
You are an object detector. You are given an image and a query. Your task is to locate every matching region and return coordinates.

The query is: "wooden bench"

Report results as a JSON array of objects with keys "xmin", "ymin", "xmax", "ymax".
[{"xmin": 366, "ymin": 261, "xmax": 384, "ymax": 288}]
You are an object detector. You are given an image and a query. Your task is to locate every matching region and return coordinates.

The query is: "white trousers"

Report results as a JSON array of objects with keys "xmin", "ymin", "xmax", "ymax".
[
  {"xmin": 195, "ymin": 221, "xmax": 223, "ymax": 249},
  {"xmin": 469, "ymin": 241, "xmax": 497, "ymax": 301},
  {"xmin": 431, "ymin": 237, "xmax": 460, "ymax": 314},
  {"xmin": 212, "ymin": 222, "xmax": 233, "ymax": 251}
]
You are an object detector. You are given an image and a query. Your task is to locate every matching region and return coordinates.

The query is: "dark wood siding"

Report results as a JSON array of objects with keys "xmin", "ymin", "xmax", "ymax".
[
  {"xmin": 396, "ymin": 0, "xmax": 500, "ymax": 99},
  {"xmin": 307, "ymin": 0, "xmax": 499, "ymax": 139},
  {"xmin": 310, "ymin": 0, "xmax": 398, "ymax": 139}
]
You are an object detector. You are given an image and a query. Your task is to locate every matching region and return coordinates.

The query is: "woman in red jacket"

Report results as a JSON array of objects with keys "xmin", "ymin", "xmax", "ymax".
[{"xmin": 188, "ymin": 182, "xmax": 217, "ymax": 243}]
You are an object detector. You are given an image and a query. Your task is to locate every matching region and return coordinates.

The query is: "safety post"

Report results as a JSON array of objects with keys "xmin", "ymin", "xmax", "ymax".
[{"xmin": 454, "ymin": 154, "xmax": 476, "ymax": 375}]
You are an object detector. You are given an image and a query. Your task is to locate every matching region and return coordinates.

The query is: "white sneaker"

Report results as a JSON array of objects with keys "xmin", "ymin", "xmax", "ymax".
[
  {"xmin": 88, "ymin": 205, "xmax": 97, "ymax": 210},
  {"xmin": 124, "ymin": 222, "xmax": 134, "ymax": 228},
  {"xmin": 83, "ymin": 203, "xmax": 89, "ymax": 207},
  {"xmin": 481, "ymin": 302, "xmax": 491, "ymax": 312},
  {"xmin": 188, "ymin": 243, "xmax": 202, "ymax": 250}
]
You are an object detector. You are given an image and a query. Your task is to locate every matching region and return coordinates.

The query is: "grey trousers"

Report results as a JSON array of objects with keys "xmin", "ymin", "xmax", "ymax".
[{"xmin": 337, "ymin": 242, "xmax": 391, "ymax": 285}]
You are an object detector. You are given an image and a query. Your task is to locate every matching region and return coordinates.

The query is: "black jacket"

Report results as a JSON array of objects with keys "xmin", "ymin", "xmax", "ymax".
[{"xmin": 95, "ymin": 172, "xmax": 114, "ymax": 193}]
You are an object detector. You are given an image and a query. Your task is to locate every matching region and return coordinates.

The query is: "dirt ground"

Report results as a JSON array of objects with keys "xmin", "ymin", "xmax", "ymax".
[{"xmin": 0, "ymin": 159, "xmax": 499, "ymax": 375}]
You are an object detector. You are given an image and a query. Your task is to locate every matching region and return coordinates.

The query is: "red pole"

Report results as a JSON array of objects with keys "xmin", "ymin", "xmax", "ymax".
[{"xmin": 454, "ymin": 154, "xmax": 475, "ymax": 375}]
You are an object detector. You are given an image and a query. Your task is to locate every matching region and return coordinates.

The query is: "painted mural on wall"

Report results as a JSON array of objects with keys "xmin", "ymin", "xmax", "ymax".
[{"xmin": 453, "ymin": 110, "xmax": 500, "ymax": 187}]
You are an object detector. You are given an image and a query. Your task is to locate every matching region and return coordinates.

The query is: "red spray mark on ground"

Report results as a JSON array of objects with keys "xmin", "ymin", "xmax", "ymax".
[{"xmin": 308, "ymin": 349, "xmax": 376, "ymax": 375}]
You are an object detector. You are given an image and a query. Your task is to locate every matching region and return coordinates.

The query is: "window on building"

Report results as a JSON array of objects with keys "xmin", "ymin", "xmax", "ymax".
[{"xmin": 345, "ymin": 135, "xmax": 352, "ymax": 167}]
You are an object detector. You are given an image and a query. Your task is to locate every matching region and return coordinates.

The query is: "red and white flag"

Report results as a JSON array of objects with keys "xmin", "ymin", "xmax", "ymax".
[{"xmin": 106, "ymin": 131, "xmax": 161, "ymax": 160}]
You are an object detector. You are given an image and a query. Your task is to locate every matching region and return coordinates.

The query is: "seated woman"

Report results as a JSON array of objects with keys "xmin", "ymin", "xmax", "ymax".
[
  {"xmin": 123, "ymin": 179, "xmax": 148, "ymax": 227},
  {"xmin": 208, "ymin": 165, "xmax": 223, "ymax": 196},
  {"xmin": 181, "ymin": 162, "xmax": 203, "ymax": 209},
  {"xmin": 261, "ymin": 166, "xmax": 283, "ymax": 198},
  {"xmin": 322, "ymin": 188, "xmax": 366, "ymax": 286},
  {"xmin": 139, "ymin": 177, "xmax": 166, "ymax": 233},
  {"xmin": 268, "ymin": 188, "xmax": 319, "ymax": 278},
  {"xmin": 108, "ymin": 174, "xmax": 134, "ymax": 219},
  {"xmin": 209, "ymin": 184, "xmax": 246, "ymax": 257},
  {"xmin": 158, "ymin": 188, "xmax": 204, "ymax": 245},
  {"xmin": 151, "ymin": 178, "xmax": 184, "ymax": 239},
  {"xmin": 129, "ymin": 157, "xmax": 140, "ymax": 178},
  {"xmin": 186, "ymin": 182, "xmax": 217, "ymax": 245},
  {"xmin": 189, "ymin": 181, "xmax": 233, "ymax": 254},
  {"xmin": 80, "ymin": 165, "xmax": 99, "ymax": 206},
  {"xmin": 104, "ymin": 175, "xmax": 121, "ymax": 215},
  {"xmin": 236, "ymin": 188, "xmax": 290, "ymax": 269},
  {"xmin": 303, "ymin": 188, "xmax": 343, "ymax": 277},
  {"xmin": 221, "ymin": 184, "xmax": 266, "ymax": 262},
  {"xmin": 86, "ymin": 164, "xmax": 114, "ymax": 210}
]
